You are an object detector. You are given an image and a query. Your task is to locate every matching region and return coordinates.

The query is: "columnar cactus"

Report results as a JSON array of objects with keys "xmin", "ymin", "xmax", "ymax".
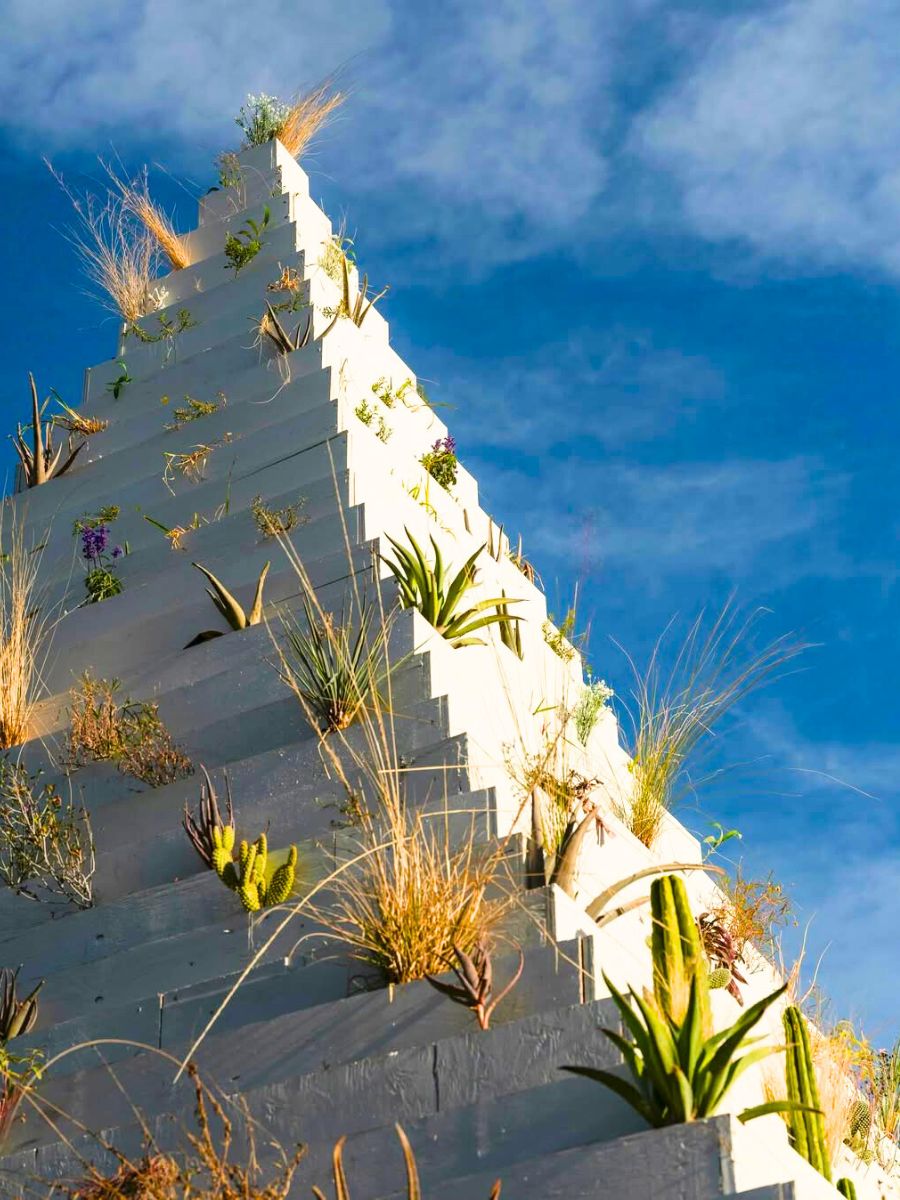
[
  {"xmin": 783, "ymin": 1005, "xmax": 831, "ymax": 1180},
  {"xmin": 837, "ymin": 1179, "xmax": 858, "ymax": 1200},
  {"xmin": 650, "ymin": 874, "xmax": 711, "ymax": 1036}
]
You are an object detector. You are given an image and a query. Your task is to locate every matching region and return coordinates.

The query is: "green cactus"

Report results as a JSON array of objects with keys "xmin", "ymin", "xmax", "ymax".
[
  {"xmin": 836, "ymin": 1179, "xmax": 857, "ymax": 1200},
  {"xmin": 218, "ymin": 832, "xmax": 297, "ymax": 912},
  {"xmin": 847, "ymin": 1098, "xmax": 871, "ymax": 1141},
  {"xmin": 707, "ymin": 966, "xmax": 732, "ymax": 990},
  {"xmin": 211, "ymin": 824, "xmax": 235, "ymax": 877},
  {"xmin": 650, "ymin": 874, "xmax": 711, "ymax": 1035},
  {"xmin": 783, "ymin": 1005, "xmax": 831, "ymax": 1180}
]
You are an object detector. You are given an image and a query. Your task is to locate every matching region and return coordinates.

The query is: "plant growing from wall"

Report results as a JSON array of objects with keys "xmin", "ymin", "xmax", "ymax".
[
  {"xmin": 0, "ymin": 516, "xmax": 57, "ymax": 754},
  {"xmin": 697, "ymin": 911, "xmax": 748, "ymax": 1004},
  {"xmin": 233, "ymin": 81, "xmax": 345, "ymax": 156},
  {"xmin": 371, "ymin": 376, "xmax": 413, "ymax": 410},
  {"xmin": 78, "ymin": 522, "xmax": 126, "ymax": 604},
  {"xmin": 215, "ymin": 831, "xmax": 297, "ymax": 913},
  {"xmin": 126, "ymin": 307, "xmax": 197, "ymax": 344},
  {"xmin": 65, "ymin": 673, "xmax": 193, "ymax": 787},
  {"xmin": 426, "ymin": 938, "xmax": 524, "ymax": 1032},
  {"xmin": 256, "ymin": 302, "xmax": 316, "ymax": 355},
  {"xmin": 354, "ymin": 398, "xmax": 392, "ymax": 443},
  {"xmin": 573, "ymin": 673, "xmax": 614, "ymax": 745},
  {"xmin": 0, "ymin": 1043, "xmax": 42, "ymax": 1152},
  {"xmin": 0, "ymin": 969, "xmax": 41, "ymax": 1043},
  {"xmin": 419, "ymin": 435, "xmax": 458, "ymax": 492},
  {"xmin": 277, "ymin": 596, "xmax": 389, "ymax": 735},
  {"xmin": 250, "ymin": 494, "xmax": 307, "ymax": 539},
  {"xmin": 562, "ymin": 875, "xmax": 799, "ymax": 1128},
  {"xmin": 12, "ymin": 374, "xmax": 85, "ymax": 488},
  {"xmin": 707, "ymin": 865, "xmax": 795, "ymax": 962},
  {"xmin": 312, "ymin": 1125, "xmax": 502, "ymax": 1199},
  {"xmin": 189, "ymin": 561, "xmax": 270, "ymax": 641},
  {"xmin": 164, "ymin": 394, "xmax": 223, "ymax": 431},
  {"xmin": 382, "ymin": 529, "xmax": 522, "ymax": 649},
  {"xmin": 496, "ymin": 590, "xmax": 523, "ymax": 658},
  {"xmin": 321, "ymin": 253, "xmax": 388, "ymax": 334},
  {"xmin": 224, "ymin": 207, "xmax": 270, "ymax": 274},
  {"xmin": 162, "ymin": 436, "xmax": 231, "ymax": 492},
  {"xmin": 617, "ymin": 605, "xmax": 805, "ymax": 848},
  {"xmin": 319, "ymin": 229, "xmax": 356, "ymax": 284},
  {"xmin": 0, "ymin": 758, "xmax": 94, "ymax": 909},
  {"xmin": 542, "ymin": 606, "xmax": 581, "ymax": 664},
  {"xmin": 182, "ymin": 766, "xmax": 235, "ymax": 872},
  {"xmin": 783, "ymin": 1005, "xmax": 832, "ymax": 1180},
  {"xmin": 106, "ymin": 361, "xmax": 133, "ymax": 399},
  {"xmin": 106, "ymin": 162, "xmax": 191, "ymax": 271},
  {"xmin": 52, "ymin": 401, "xmax": 108, "ymax": 438}
]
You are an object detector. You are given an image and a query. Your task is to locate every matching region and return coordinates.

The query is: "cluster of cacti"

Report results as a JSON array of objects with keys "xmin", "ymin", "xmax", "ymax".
[
  {"xmin": 216, "ymin": 831, "xmax": 297, "ymax": 913},
  {"xmin": 783, "ymin": 1004, "xmax": 831, "ymax": 1180},
  {"xmin": 0, "ymin": 968, "xmax": 41, "ymax": 1043},
  {"xmin": 13, "ymin": 374, "xmax": 85, "ymax": 488},
  {"xmin": 847, "ymin": 1097, "xmax": 871, "ymax": 1142},
  {"xmin": 426, "ymin": 938, "xmax": 524, "ymax": 1031},
  {"xmin": 650, "ymin": 874, "xmax": 712, "ymax": 1036}
]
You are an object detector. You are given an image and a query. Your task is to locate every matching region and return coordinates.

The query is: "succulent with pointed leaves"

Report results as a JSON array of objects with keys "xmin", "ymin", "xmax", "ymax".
[
  {"xmin": 190, "ymin": 560, "xmax": 269, "ymax": 639},
  {"xmin": 0, "ymin": 968, "xmax": 42, "ymax": 1043},
  {"xmin": 258, "ymin": 302, "xmax": 315, "ymax": 355},
  {"xmin": 312, "ymin": 1124, "xmax": 501, "ymax": 1199},
  {"xmin": 320, "ymin": 253, "xmax": 389, "ymax": 338},
  {"xmin": 697, "ymin": 910, "xmax": 748, "ymax": 1005},
  {"xmin": 182, "ymin": 765, "xmax": 235, "ymax": 870},
  {"xmin": 426, "ymin": 938, "xmax": 524, "ymax": 1031},
  {"xmin": 13, "ymin": 374, "xmax": 85, "ymax": 488}
]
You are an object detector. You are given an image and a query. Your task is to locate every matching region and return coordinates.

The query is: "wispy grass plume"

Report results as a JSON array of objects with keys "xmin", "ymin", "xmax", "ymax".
[
  {"xmin": 105, "ymin": 162, "xmax": 191, "ymax": 272},
  {"xmin": 0, "ymin": 511, "xmax": 54, "ymax": 751},
  {"xmin": 276, "ymin": 80, "xmax": 346, "ymax": 158}
]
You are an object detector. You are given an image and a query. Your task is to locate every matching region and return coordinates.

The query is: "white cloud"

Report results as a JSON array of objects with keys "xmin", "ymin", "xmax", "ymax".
[{"xmin": 634, "ymin": 0, "xmax": 900, "ymax": 276}]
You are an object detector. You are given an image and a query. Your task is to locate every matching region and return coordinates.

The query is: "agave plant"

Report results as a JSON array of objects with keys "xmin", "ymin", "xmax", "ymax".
[
  {"xmin": 562, "ymin": 972, "xmax": 794, "ymax": 1127},
  {"xmin": 426, "ymin": 938, "xmax": 524, "ymax": 1031},
  {"xmin": 312, "ymin": 1124, "xmax": 501, "ymax": 1199},
  {"xmin": 382, "ymin": 529, "xmax": 522, "ymax": 649},
  {"xmin": 182, "ymin": 765, "xmax": 235, "ymax": 870},
  {"xmin": 257, "ymin": 302, "xmax": 315, "ymax": 355},
  {"xmin": 278, "ymin": 596, "xmax": 388, "ymax": 734},
  {"xmin": 321, "ymin": 252, "xmax": 389, "ymax": 336},
  {"xmin": 13, "ymin": 374, "xmax": 85, "ymax": 488},
  {"xmin": 188, "ymin": 561, "xmax": 269, "ymax": 643},
  {"xmin": 0, "ymin": 968, "xmax": 41, "ymax": 1043}
]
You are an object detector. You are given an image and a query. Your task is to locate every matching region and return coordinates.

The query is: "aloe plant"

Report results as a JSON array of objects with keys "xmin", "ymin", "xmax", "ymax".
[
  {"xmin": 258, "ymin": 302, "xmax": 315, "ymax": 355},
  {"xmin": 182, "ymin": 765, "xmax": 235, "ymax": 871},
  {"xmin": 13, "ymin": 374, "xmax": 85, "ymax": 488},
  {"xmin": 426, "ymin": 938, "xmax": 524, "ymax": 1031},
  {"xmin": 382, "ymin": 529, "xmax": 522, "ymax": 649},
  {"xmin": 191, "ymin": 561, "xmax": 269, "ymax": 635},
  {"xmin": 0, "ymin": 969, "xmax": 41, "ymax": 1043},
  {"xmin": 562, "ymin": 971, "xmax": 793, "ymax": 1127}
]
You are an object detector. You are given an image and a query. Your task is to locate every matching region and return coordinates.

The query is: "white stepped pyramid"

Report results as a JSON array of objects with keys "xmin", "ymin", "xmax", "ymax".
[{"xmin": 0, "ymin": 139, "xmax": 886, "ymax": 1200}]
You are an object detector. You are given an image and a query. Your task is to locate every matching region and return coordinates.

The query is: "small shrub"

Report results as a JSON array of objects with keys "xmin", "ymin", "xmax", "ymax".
[
  {"xmin": 52, "ymin": 401, "xmax": 108, "ymax": 437},
  {"xmin": 319, "ymin": 231, "xmax": 356, "ymax": 284},
  {"xmin": 224, "ymin": 207, "xmax": 270, "ymax": 274},
  {"xmin": 164, "ymin": 394, "xmax": 223, "ymax": 431},
  {"xmin": 372, "ymin": 376, "xmax": 413, "ymax": 410},
  {"xmin": 234, "ymin": 93, "xmax": 292, "ymax": 146},
  {"xmin": 106, "ymin": 361, "xmax": 132, "ymax": 399},
  {"xmin": 250, "ymin": 495, "xmax": 307, "ymax": 539},
  {"xmin": 126, "ymin": 307, "xmax": 196, "ymax": 344},
  {"xmin": 419, "ymin": 435, "xmax": 458, "ymax": 492},
  {"xmin": 0, "ymin": 758, "xmax": 94, "ymax": 908},
  {"xmin": 65, "ymin": 674, "xmax": 193, "ymax": 788},
  {"xmin": 354, "ymin": 398, "xmax": 391, "ymax": 443},
  {"xmin": 0, "ymin": 1044, "xmax": 42, "ymax": 1152},
  {"xmin": 542, "ymin": 607, "xmax": 580, "ymax": 663}
]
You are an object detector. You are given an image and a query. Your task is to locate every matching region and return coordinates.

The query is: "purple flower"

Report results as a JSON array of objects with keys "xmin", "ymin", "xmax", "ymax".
[
  {"xmin": 81, "ymin": 524, "xmax": 109, "ymax": 561},
  {"xmin": 111, "ymin": 545, "xmax": 124, "ymax": 559},
  {"xmin": 432, "ymin": 435, "xmax": 456, "ymax": 455}
]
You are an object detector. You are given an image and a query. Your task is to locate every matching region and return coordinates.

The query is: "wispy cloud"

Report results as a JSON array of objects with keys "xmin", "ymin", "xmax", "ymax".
[{"xmin": 634, "ymin": 0, "xmax": 900, "ymax": 277}]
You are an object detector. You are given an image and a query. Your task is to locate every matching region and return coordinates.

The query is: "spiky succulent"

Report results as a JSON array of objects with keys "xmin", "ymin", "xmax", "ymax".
[
  {"xmin": 426, "ymin": 938, "xmax": 524, "ymax": 1031},
  {"xmin": 182, "ymin": 766, "xmax": 235, "ymax": 870},
  {"xmin": 320, "ymin": 253, "xmax": 388, "ymax": 337},
  {"xmin": 0, "ymin": 968, "xmax": 42, "ymax": 1043},
  {"xmin": 258, "ymin": 302, "xmax": 315, "ymax": 355},
  {"xmin": 13, "ymin": 374, "xmax": 85, "ymax": 488},
  {"xmin": 697, "ymin": 910, "xmax": 748, "ymax": 1005},
  {"xmin": 190, "ymin": 560, "xmax": 270, "ymax": 636},
  {"xmin": 382, "ymin": 529, "xmax": 522, "ymax": 649}
]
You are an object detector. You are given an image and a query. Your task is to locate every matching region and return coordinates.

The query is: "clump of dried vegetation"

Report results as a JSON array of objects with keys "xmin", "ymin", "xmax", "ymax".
[
  {"xmin": 0, "ymin": 511, "xmax": 55, "ymax": 751},
  {"xmin": 65, "ymin": 673, "xmax": 193, "ymax": 787}
]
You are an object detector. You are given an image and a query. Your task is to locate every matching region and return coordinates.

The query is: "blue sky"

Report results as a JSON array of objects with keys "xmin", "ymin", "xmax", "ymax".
[{"xmin": 0, "ymin": 0, "xmax": 897, "ymax": 1038}]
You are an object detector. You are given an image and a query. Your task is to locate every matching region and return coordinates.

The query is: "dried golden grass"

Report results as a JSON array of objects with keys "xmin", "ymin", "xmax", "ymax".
[
  {"xmin": 0, "ymin": 511, "xmax": 54, "ymax": 751},
  {"xmin": 106, "ymin": 164, "xmax": 191, "ymax": 271},
  {"xmin": 48, "ymin": 161, "xmax": 159, "ymax": 323},
  {"xmin": 275, "ymin": 81, "xmax": 346, "ymax": 158}
]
